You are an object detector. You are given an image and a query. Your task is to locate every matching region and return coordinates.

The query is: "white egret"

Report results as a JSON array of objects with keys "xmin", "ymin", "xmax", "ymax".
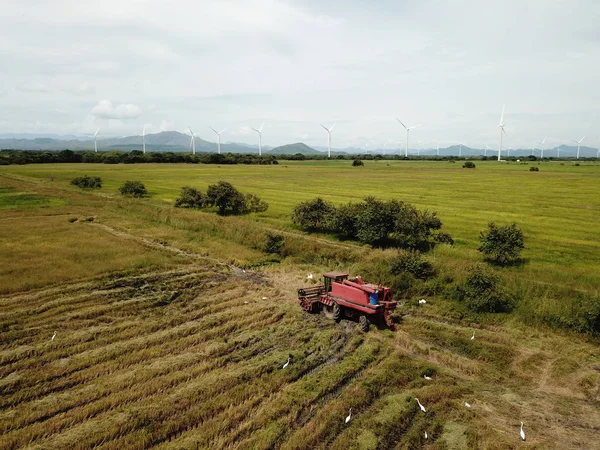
[
  {"xmin": 425, "ymin": 431, "xmax": 428, "ymax": 439},
  {"xmin": 520, "ymin": 422, "xmax": 525, "ymax": 441},
  {"xmin": 423, "ymin": 375, "xmax": 432, "ymax": 380},
  {"xmin": 282, "ymin": 357, "xmax": 290, "ymax": 369},
  {"xmin": 345, "ymin": 408, "xmax": 352, "ymax": 424},
  {"xmin": 51, "ymin": 331, "xmax": 57, "ymax": 341},
  {"xmin": 470, "ymin": 331, "xmax": 475, "ymax": 340},
  {"xmin": 415, "ymin": 398, "xmax": 426, "ymax": 413},
  {"xmin": 419, "ymin": 299, "xmax": 427, "ymax": 304},
  {"xmin": 307, "ymin": 273, "xmax": 313, "ymax": 279},
  {"xmin": 465, "ymin": 401, "xmax": 471, "ymax": 409},
  {"xmin": 262, "ymin": 296, "xmax": 268, "ymax": 300},
  {"xmin": 244, "ymin": 301, "xmax": 249, "ymax": 304}
]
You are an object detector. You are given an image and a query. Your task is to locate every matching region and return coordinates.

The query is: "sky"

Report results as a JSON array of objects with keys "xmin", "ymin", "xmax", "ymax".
[{"xmin": 1, "ymin": 0, "xmax": 599, "ymax": 150}]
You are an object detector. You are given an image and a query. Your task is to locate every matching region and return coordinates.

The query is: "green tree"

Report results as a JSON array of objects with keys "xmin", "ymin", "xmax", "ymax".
[
  {"xmin": 174, "ymin": 186, "xmax": 205, "ymax": 208},
  {"xmin": 456, "ymin": 265, "xmax": 514, "ymax": 313},
  {"xmin": 119, "ymin": 180, "xmax": 147, "ymax": 198},
  {"xmin": 292, "ymin": 197, "xmax": 336, "ymax": 231},
  {"xmin": 478, "ymin": 222, "xmax": 524, "ymax": 265}
]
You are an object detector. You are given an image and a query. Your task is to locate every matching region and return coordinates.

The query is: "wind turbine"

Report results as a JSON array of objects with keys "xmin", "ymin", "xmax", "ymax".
[
  {"xmin": 209, "ymin": 126, "xmax": 227, "ymax": 154},
  {"xmin": 251, "ymin": 123, "xmax": 264, "ymax": 156},
  {"xmin": 142, "ymin": 126, "xmax": 146, "ymax": 154},
  {"xmin": 437, "ymin": 144, "xmax": 440, "ymax": 156},
  {"xmin": 574, "ymin": 136, "xmax": 585, "ymax": 159},
  {"xmin": 458, "ymin": 143, "xmax": 463, "ymax": 157},
  {"xmin": 396, "ymin": 118, "xmax": 421, "ymax": 157},
  {"xmin": 597, "ymin": 147, "xmax": 599, "ymax": 159},
  {"xmin": 94, "ymin": 128, "xmax": 100, "ymax": 153},
  {"xmin": 540, "ymin": 137, "xmax": 547, "ymax": 158},
  {"xmin": 321, "ymin": 123, "xmax": 335, "ymax": 158},
  {"xmin": 188, "ymin": 127, "xmax": 196, "ymax": 154},
  {"xmin": 485, "ymin": 144, "xmax": 491, "ymax": 157},
  {"xmin": 497, "ymin": 105, "xmax": 507, "ymax": 161}
]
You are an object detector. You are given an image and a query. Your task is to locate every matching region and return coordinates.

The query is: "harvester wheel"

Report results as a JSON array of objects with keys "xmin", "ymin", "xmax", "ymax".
[
  {"xmin": 359, "ymin": 315, "xmax": 369, "ymax": 332},
  {"xmin": 332, "ymin": 302, "xmax": 342, "ymax": 322}
]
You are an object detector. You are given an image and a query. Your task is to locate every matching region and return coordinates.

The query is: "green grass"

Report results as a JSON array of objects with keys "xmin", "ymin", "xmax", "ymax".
[{"xmin": 1, "ymin": 161, "xmax": 599, "ymax": 448}]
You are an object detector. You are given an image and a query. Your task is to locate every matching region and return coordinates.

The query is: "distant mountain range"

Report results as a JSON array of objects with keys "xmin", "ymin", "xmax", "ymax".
[{"xmin": 0, "ymin": 132, "xmax": 598, "ymax": 157}]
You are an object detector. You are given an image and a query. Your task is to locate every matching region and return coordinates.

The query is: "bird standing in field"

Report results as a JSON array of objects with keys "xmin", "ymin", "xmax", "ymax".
[
  {"xmin": 424, "ymin": 431, "xmax": 428, "ymax": 439},
  {"xmin": 282, "ymin": 357, "xmax": 290, "ymax": 369},
  {"xmin": 307, "ymin": 273, "xmax": 313, "ymax": 279},
  {"xmin": 415, "ymin": 398, "xmax": 426, "ymax": 413},
  {"xmin": 423, "ymin": 374, "xmax": 432, "ymax": 380},
  {"xmin": 419, "ymin": 299, "xmax": 427, "ymax": 304},
  {"xmin": 51, "ymin": 331, "xmax": 57, "ymax": 341},
  {"xmin": 471, "ymin": 331, "xmax": 475, "ymax": 340},
  {"xmin": 465, "ymin": 401, "xmax": 471, "ymax": 409},
  {"xmin": 345, "ymin": 408, "xmax": 352, "ymax": 424},
  {"xmin": 520, "ymin": 422, "xmax": 526, "ymax": 441}
]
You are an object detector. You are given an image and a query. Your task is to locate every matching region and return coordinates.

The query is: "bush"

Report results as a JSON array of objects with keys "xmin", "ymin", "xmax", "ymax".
[
  {"xmin": 462, "ymin": 161, "xmax": 476, "ymax": 168},
  {"xmin": 456, "ymin": 265, "xmax": 514, "ymax": 313},
  {"xmin": 434, "ymin": 232, "xmax": 454, "ymax": 245},
  {"xmin": 263, "ymin": 232, "xmax": 285, "ymax": 254},
  {"xmin": 352, "ymin": 159, "xmax": 364, "ymax": 167},
  {"xmin": 206, "ymin": 181, "xmax": 246, "ymax": 215},
  {"xmin": 292, "ymin": 197, "xmax": 336, "ymax": 231},
  {"xmin": 71, "ymin": 175, "xmax": 102, "ymax": 189},
  {"xmin": 174, "ymin": 186, "xmax": 205, "ymax": 208},
  {"xmin": 119, "ymin": 180, "xmax": 147, "ymax": 197},
  {"xmin": 242, "ymin": 193, "xmax": 269, "ymax": 214},
  {"xmin": 478, "ymin": 222, "xmax": 525, "ymax": 265},
  {"xmin": 529, "ymin": 166, "xmax": 539, "ymax": 172},
  {"xmin": 391, "ymin": 251, "xmax": 435, "ymax": 280}
]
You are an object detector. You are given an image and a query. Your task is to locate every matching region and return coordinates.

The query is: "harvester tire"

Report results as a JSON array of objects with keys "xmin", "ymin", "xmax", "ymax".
[
  {"xmin": 359, "ymin": 315, "xmax": 369, "ymax": 332},
  {"xmin": 332, "ymin": 302, "xmax": 342, "ymax": 322}
]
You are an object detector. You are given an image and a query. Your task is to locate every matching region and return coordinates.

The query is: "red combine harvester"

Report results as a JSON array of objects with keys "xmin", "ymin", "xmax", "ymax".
[{"xmin": 297, "ymin": 272, "xmax": 396, "ymax": 331}]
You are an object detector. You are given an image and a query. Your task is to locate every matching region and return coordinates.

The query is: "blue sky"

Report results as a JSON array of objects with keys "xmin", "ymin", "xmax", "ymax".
[{"xmin": 0, "ymin": 0, "xmax": 599, "ymax": 150}]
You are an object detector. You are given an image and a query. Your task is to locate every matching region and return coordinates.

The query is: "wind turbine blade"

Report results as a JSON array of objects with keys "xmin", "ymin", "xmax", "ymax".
[
  {"xmin": 500, "ymin": 104, "xmax": 505, "ymax": 124},
  {"xmin": 321, "ymin": 124, "xmax": 330, "ymax": 132},
  {"xmin": 330, "ymin": 123, "xmax": 336, "ymax": 132},
  {"xmin": 189, "ymin": 136, "xmax": 193, "ymax": 147},
  {"xmin": 219, "ymin": 128, "xmax": 227, "ymax": 135},
  {"xmin": 259, "ymin": 122, "xmax": 264, "ymax": 132},
  {"xmin": 142, "ymin": 125, "xmax": 146, "ymax": 136},
  {"xmin": 410, "ymin": 124, "xmax": 422, "ymax": 130},
  {"xmin": 542, "ymin": 136, "xmax": 547, "ymax": 145},
  {"xmin": 579, "ymin": 136, "xmax": 585, "ymax": 143},
  {"xmin": 188, "ymin": 127, "xmax": 194, "ymax": 135},
  {"xmin": 209, "ymin": 126, "xmax": 218, "ymax": 134},
  {"xmin": 502, "ymin": 128, "xmax": 507, "ymax": 135},
  {"xmin": 251, "ymin": 127, "xmax": 259, "ymax": 133},
  {"xmin": 94, "ymin": 128, "xmax": 100, "ymax": 137},
  {"xmin": 396, "ymin": 118, "xmax": 408, "ymax": 129}
]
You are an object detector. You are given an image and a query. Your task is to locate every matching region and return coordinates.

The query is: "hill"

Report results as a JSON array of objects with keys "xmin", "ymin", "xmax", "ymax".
[{"xmin": 268, "ymin": 142, "xmax": 321, "ymax": 155}]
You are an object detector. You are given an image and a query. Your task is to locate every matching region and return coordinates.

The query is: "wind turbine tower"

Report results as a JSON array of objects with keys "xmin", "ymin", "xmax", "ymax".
[
  {"xmin": 497, "ymin": 105, "xmax": 507, "ymax": 161},
  {"xmin": 396, "ymin": 118, "xmax": 421, "ymax": 157},
  {"xmin": 251, "ymin": 123, "xmax": 264, "ymax": 156},
  {"xmin": 188, "ymin": 127, "xmax": 197, "ymax": 154},
  {"xmin": 574, "ymin": 136, "xmax": 585, "ymax": 159},
  {"xmin": 320, "ymin": 123, "xmax": 335, "ymax": 158},
  {"xmin": 94, "ymin": 128, "xmax": 100, "ymax": 153},
  {"xmin": 437, "ymin": 144, "xmax": 440, "ymax": 156},
  {"xmin": 540, "ymin": 137, "xmax": 547, "ymax": 158},
  {"xmin": 209, "ymin": 126, "xmax": 227, "ymax": 154},
  {"xmin": 485, "ymin": 144, "xmax": 491, "ymax": 157},
  {"xmin": 142, "ymin": 126, "xmax": 146, "ymax": 154}
]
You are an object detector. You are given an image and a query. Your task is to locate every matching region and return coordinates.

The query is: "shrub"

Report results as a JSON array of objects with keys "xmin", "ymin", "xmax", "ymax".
[
  {"xmin": 434, "ymin": 232, "xmax": 454, "ymax": 245},
  {"xmin": 205, "ymin": 181, "xmax": 246, "ymax": 215},
  {"xmin": 478, "ymin": 222, "xmax": 525, "ymax": 265},
  {"xmin": 462, "ymin": 161, "xmax": 476, "ymax": 168},
  {"xmin": 119, "ymin": 180, "xmax": 147, "ymax": 197},
  {"xmin": 391, "ymin": 251, "xmax": 435, "ymax": 280},
  {"xmin": 456, "ymin": 265, "xmax": 514, "ymax": 313},
  {"xmin": 292, "ymin": 197, "xmax": 336, "ymax": 231},
  {"xmin": 242, "ymin": 193, "xmax": 269, "ymax": 214},
  {"xmin": 352, "ymin": 159, "xmax": 364, "ymax": 167},
  {"xmin": 264, "ymin": 232, "xmax": 285, "ymax": 254},
  {"xmin": 174, "ymin": 186, "xmax": 205, "ymax": 208},
  {"xmin": 529, "ymin": 166, "xmax": 539, "ymax": 172},
  {"xmin": 71, "ymin": 175, "xmax": 102, "ymax": 189}
]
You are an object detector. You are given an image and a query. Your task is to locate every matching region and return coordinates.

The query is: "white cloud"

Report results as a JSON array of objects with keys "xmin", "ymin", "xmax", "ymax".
[
  {"xmin": 238, "ymin": 126, "xmax": 251, "ymax": 135},
  {"xmin": 16, "ymin": 81, "xmax": 52, "ymax": 93},
  {"xmin": 159, "ymin": 120, "xmax": 173, "ymax": 132},
  {"xmin": 91, "ymin": 100, "xmax": 142, "ymax": 120},
  {"xmin": 63, "ymin": 82, "xmax": 95, "ymax": 96}
]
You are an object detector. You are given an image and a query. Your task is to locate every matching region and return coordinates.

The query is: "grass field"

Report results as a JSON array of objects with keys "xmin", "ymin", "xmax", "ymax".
[{"xmin": 1, "ymin": 161, "xmax": 599, "ymax": 449}]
